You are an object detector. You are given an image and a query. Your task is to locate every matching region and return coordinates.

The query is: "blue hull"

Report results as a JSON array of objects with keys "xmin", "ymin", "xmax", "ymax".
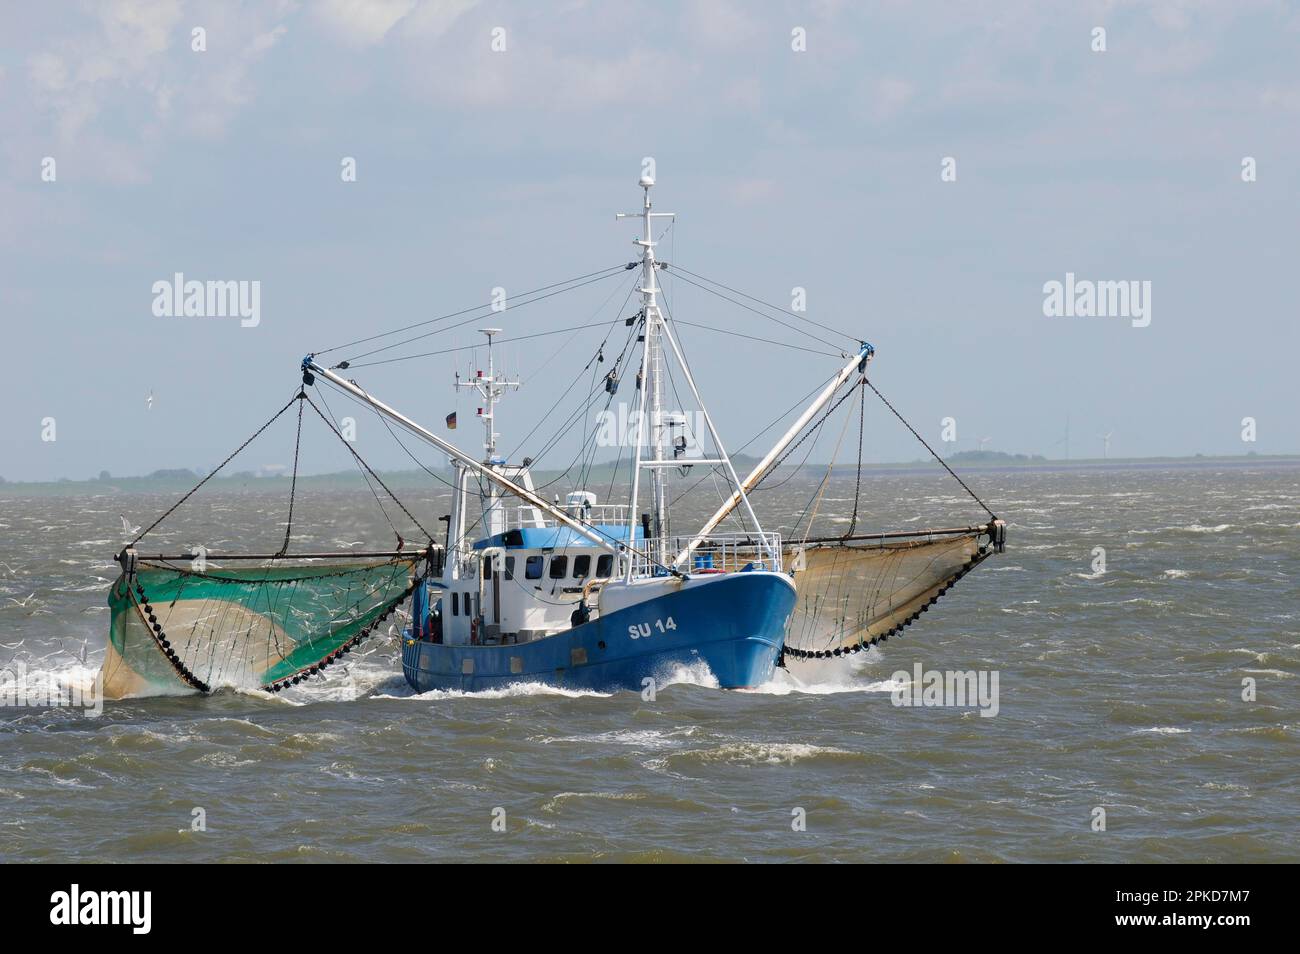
[{"xmin": 403, "ymin": 572, "xmax": 796, "ymax": 693}]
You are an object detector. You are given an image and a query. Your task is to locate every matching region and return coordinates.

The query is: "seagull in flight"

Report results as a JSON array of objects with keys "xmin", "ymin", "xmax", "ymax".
[
  {"xmin": 120, "ymin": 514, "xmax": 141, "ymax": 536},
  {"xmin": 147, "ymin": 389, "xmax": 153, "ymax": 411}
]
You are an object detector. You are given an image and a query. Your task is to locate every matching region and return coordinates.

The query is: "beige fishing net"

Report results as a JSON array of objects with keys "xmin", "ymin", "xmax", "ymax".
[{"xmin": 783, "ymin": 530, "xmax": 992, "ymax": 657}]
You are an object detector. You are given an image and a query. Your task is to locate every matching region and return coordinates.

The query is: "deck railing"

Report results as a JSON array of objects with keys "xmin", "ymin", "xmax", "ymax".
[
  {"xmin": 632, "ymin": 532, "xmax": 783, "ymax": 576},
  {"xmin": 505, "ymin": 503, "xmax": 630, "ymax": 530}
]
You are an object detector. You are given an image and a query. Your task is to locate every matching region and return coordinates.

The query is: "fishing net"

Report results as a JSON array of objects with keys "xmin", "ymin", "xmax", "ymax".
[
  {"xmin": 783, "ymin": 529, "xmax": 994, "ymax": 658},
  {"xmin": 103, "ymin": 556, "xmax": 424, "ymax": 698}
]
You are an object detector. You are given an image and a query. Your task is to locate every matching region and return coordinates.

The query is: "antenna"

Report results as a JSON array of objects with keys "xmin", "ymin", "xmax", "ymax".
[{"xmin": 455, "ymin": 327, "xmax": 519, "ymax": 463}]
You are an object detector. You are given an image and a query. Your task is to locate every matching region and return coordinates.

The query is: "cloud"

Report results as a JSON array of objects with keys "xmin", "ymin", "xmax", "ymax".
[
  {"xmin": 401, "ymin": 0, "xmax": 478, "ymax": 39},
  {"xmin": 312, "ymin": 0, "xmax": 476, "ymax": 45},
  {"xmin": 17, "ymin": 1, "xmax": 296, "ymax": 177},
  {"xmin": 682, "ymin": 0, "xmax": 760, "ymax": 51},
  {"xmin": 411, "ymin": 42, "xmax": 691, "ymax": 112},
  {"xmin": 313, "ymin": 0, "xmax": 418, "ymax": 45},
  {"xmin": 724, "ymin": 177, "xmax": 778, "ymax": 206},
  {"xmin": 27, "ymin": 0, "xmax": 183, "ymax": 141},
  {"xmin": 866, "ymin": 76, "xmax": 914, "ymax": 122},
  {"xmin": 184, "ymin": 24, "xmax": 289, "ymax": 139}
]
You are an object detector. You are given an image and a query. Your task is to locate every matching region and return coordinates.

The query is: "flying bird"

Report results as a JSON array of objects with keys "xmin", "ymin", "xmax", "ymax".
[{"xmin": 120, "ymin": 514, "xmax": 141, "ymax": 536}]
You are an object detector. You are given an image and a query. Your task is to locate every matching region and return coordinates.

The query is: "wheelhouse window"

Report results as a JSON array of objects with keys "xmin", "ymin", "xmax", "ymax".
[
  {"xmin": 451, "ymin": 592, "xmax": 459, "ymax": 616},
  {"xmin": 549, "ymin": 555, "xmax": 569, "ymax": 579},
  {"xmin": 597, "ymin": 554, "xmax": 614, "ymax": 577},
  {"xmin": 525, "ymin": 555, "xmax": 544, "ymax": 580},
  {"xmin": 573, "ymin": 554, "xmax": 591, "ymax": 579},
  {"xmin": 504, "ymin": 556, "xmax": 515, "ymax": 580}
]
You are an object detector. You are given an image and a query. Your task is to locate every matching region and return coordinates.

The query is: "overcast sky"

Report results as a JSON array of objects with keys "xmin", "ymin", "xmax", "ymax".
[{"xmin": 2, "ymin": 0, "xmax": 1298, "ymax": 482}]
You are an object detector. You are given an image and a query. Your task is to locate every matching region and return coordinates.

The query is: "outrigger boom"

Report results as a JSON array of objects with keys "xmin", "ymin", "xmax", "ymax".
[
  {"xmin": 302, "ymin": 358, "xmax": 677, "ymax": 568},
  {"xmin": 671, "ymin": 341, "xmax": 874, "ymax": 568}
]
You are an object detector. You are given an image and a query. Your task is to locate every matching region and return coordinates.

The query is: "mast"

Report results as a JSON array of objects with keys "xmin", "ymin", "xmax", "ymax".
[
  {"xmin": 617, "ymin": 174, "xmax": 676, "ymax": 565},
  {"xmin": 456, "ymin": 328, "xmax": 519, "ymax": 537}
]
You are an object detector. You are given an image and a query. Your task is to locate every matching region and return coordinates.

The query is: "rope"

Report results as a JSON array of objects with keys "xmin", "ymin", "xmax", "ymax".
[
  {"xmin": 845, "ymin": 382, "xmax": 866, "ymax": 537},
  {"xmin": 761, "ymin": 377, "xmax": 864, "ymax": 485},
  {"xmin": 347, "ymin": 318, "xmax": 631, "ymax": 370},
  {"xmin": 313, "ymin": 382, "xmax": 422, "ymax": 542},
  {"xmin": 668, "ymin": 318, "xmax": 840, "ymax": 357},
  {"xmin": 131, "ymin": 393, "xmax": 301, "ymax": 544},
  {"xmin": 301, "ymin": 394, "xmax": 433, "ymax": 542},
  {"xmin": 665, "ymin": 269, "xmax": 847, "ymax": 352},
  {"xmin": 315, "ymin": 264, "xmax": 633, "ymax": 357},
  {"xmin": 664, "ymin": 263, "xmax": 860, "ymax": 345},
  {"xmin": 800, "ymin": 379, "xmax": 859, "ymax": 545},
  {"xmin": 335, "ymin": 269, "xmax": 633, "ymax": 365},
  {"xmin": 862, "ymin": 377, "xmax": 997, "ymax": 519},
  {"xmin": 276, "ymin": 393, "xmax": 306, "ymax": 557}
]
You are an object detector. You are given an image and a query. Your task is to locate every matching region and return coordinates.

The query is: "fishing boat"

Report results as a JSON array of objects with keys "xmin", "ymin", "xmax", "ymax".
[{"xmin": 102, "ymin": 173, "xmax": 1004, "ymax": 699}]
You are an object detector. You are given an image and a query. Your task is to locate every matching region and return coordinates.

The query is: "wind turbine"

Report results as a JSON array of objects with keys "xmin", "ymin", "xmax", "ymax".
[
  {"xmin": 1098, "ymin": 431, "xmax": 1113, "ymax": 459},
  {"xmin": 978, "ymin": 436, "xmax": 992, "ymax": 452}
]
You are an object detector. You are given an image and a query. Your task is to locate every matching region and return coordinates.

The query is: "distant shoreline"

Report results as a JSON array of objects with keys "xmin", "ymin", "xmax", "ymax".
[{"xmin": 3, "ymin": 453, "xmax": 1297, "ymax": 495}]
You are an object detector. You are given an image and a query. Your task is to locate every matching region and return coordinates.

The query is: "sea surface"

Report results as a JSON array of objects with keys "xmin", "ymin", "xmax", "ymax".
[{"xmin": 1, "ymin": 463, "xmax": 1298, "ymax": 863}]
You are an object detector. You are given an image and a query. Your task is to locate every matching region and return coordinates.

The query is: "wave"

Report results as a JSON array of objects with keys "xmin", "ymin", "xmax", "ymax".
[
  {"xmin": 372, "ymin": 680, "xmax": 613, "ymax": 703},
  {"xmin": 755, "ymin": 659, "xmax": 902, "ymax": 695},
  {"xmin": 646, "ymin": 740, "xmax": 864, "ymax": 771},
  {"xmin": 540, "ymin": 727, "xmax": 698, "ymax": 748}
]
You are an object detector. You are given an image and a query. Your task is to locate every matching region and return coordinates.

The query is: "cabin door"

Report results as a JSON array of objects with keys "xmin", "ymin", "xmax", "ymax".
[{"xmin": 492, "ymin": 567, "xmax": 501, "ymax": 624}]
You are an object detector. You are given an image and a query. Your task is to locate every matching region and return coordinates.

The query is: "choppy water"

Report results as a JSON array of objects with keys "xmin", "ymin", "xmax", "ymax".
[{"xmin": 2, "ymin": 463, "xmax": 1298, "ymax": 862}]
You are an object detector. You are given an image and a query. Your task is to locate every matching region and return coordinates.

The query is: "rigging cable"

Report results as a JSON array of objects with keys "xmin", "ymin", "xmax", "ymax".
[
  {"xmin": 662, "ymin": 267, "xmax": 851, "ymax": 352},
  {"xmin": 663, "ymin": 262, "xmax": 860, "ymax": 345},
  {"xmin": 863, "ymin": 376, "xmax": 997, "ymax": 519},
  {"xmin": 845, "ymin": 381, "xmax": 866, "ymax": 537},
  {"xmin": 131, "ymin": 390, "xmax": 303, "ymax": 545},
  {"xmin": 276, "ymin": 392, "xmax": 307, "ymax": 557},
  {"xmin": 301, "ymin": 393, "xmax": 434, "ymax": 542},
  {"xmin": 669, "ymin": 318, "xmax": 840, "ymax": 357},
  {"xmin": 315, "ymin": 263, "xmax": 633, "ymax": 357},
  {"xmin": 312, "ymin": 382, "xmax": 412, "ymax": 541},
  {"xmin": 334, "ymin": 268, "xmax": 633, "ymax": 366}
]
